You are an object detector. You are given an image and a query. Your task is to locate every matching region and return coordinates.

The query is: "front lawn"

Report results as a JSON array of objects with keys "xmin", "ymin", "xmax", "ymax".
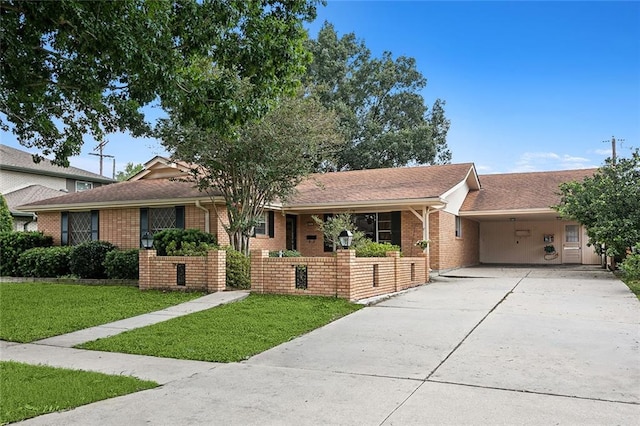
[
  {"xmin": 0, "ymin": 361, "xmax": 157, "ymax": 424},
  {"xmin": 79, "ymin": 294, "xmax": 363, "ymax": 362},
  {"xmin": 622, "ymin": 277, "xmax": 640, "ymax": 300},
  {"xmin": 0, "ymin": 283, "xmax": 204, "ymax": 342}
]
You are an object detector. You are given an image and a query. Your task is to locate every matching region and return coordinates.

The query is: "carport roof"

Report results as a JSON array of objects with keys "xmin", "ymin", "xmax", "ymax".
[{"xmin": 461, "ymin": 168, "xmax": 597, "ymax": 214}]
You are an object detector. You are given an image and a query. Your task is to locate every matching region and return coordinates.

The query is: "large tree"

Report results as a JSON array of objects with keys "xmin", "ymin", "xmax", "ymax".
[
  {"xmin": 554, "ymin": 149, "xmax": 640, "ymax": 265},
  {"xmin": 1, "ymin": 0, "xmax": 320, "ymax": 166},
  {"xmin": 304, "ymin": 22, "xmax": 451, "ymax": 171},
  {"xmin": 158, "ymin": 94, "xmax": 343, "ymax": 255},
  {"xmin": 115, "ymin": 162, "xmax": 144, "ymax": 181}
]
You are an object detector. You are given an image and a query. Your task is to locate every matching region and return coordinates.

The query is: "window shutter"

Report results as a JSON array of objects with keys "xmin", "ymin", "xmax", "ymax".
[
  {"xmin": 90, "ymin": 210, "xmax": 99, "ymax": 241},
  {"xmin": 61, "ymin": 212, "xmax": 69, "ymax": 246},
  {"xmin": 391, "ymin": 211, "xmax": 402, "ymax": 247},
  {"xmin": 268, "ymin": 211, "xmax": 275, "ymax": 238},
  {"xmin": 175, "ymin": 206, "xmax": 185, "ymax": 229},
  {"xmin": 140, "ymin": 208, "xmax": 149, "ymax": 248},
  {"xmin": 323, "ymin": 213, "xmax": 333, "ymax": 252}
]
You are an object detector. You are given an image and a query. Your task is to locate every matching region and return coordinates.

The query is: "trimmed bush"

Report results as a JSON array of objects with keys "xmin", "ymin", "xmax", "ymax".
[
  {"xmin": 269, "ymin": 250, "xmax": 302, "ymax": 258},
  {"xmin": 152, "ymin": 228, "xmax": 218, "ymax": 256},
  {"xmin": 0, "ymin": 195, "xmax": 12, "ymax": 233},
  {"xmin": 621, "ymin": 245, "xmax": 640, "ymax": 281},
  {"xmin": 355, "ymin": 241, "xmax": 401, "ymax": 257},
  {"xmin": 0, "ymin": 231, "xmax": 53, "ymax": 276},
  {"xmin": 18, "ymin": 246, "xmax": 73, "ymax": 277},
  {"xmin": 165, "ymin": 241, "xmax": 213, "ymax": 256},
  {"xmin": 104, "ymin": 249, "xmax": 139, "ymax": 280},
  {"xmin": 69, "ymin": 241, "xmax": 116, "ymax": 278},
  {"xmin": 225, "ymin": 247, "xmax": 250, "ymax": 289}
]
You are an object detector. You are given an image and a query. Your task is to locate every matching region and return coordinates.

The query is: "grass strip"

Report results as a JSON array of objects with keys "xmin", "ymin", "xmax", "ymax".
[
  {"xmin": 0, "ymin": 283, "xmax": 203, "ymax": 342},
  {"xmin": 622, "ymin": 278, "xmax": 640, "ymax": 300},
  {"xmin": 0, "ymin": 361, "xmax": 157, "ymax": 424},
  {"xmin": 79, "ymin": 294, "xmax": 363, "ymax": 362}
]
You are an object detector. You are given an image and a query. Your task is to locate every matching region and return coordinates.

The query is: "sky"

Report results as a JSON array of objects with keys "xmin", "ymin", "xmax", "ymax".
[{"xmin": 2, "ymin": 1, "xmax": 639, "ymax": 177}]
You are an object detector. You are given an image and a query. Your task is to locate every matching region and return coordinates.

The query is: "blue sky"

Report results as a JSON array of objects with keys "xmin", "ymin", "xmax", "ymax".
[{"xmin": 2, "ymin": 0, "xmax": 638, "ymax": 176}]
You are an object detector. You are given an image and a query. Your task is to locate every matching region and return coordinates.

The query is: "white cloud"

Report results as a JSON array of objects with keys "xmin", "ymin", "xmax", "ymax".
[
  {"xmin": 593, "ymin": 148, "xmax": 612, "ymax": 156},
  {"xmin": 509, "ymin": 151, "xmax": 599, "ymax": 173}
]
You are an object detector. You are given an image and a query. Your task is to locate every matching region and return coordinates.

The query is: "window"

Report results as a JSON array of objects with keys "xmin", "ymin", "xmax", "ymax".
[
  {"xmin": 352, "ymin": 212, "xmax": 401, "ymax": 245},
  {"xmin": 140, "ymin": 206, "xmax": 185, "ymax": 243},
  {"xmin": 455, "ymin": 215, "xmax": 462, "ymax": 238},
  {"xmin": 254, "ymin": 212, "xmax": 268, "ymax": 236},
  {"xmin": 75, "ymin": 181, "xmax": 93, "ymax": 192},
  {"xmin": 61, "ymin": 211, "xmax": 98, "ymax": 245},
  {"xmin": 565, "ymin": 224, "xmax": 579, "ymax": 243}
]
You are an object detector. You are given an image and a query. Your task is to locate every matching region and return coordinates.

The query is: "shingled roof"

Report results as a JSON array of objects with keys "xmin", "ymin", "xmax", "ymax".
[
  {"xmin": 287, "ymin": 163, "xmax": 477, "ymax": 208},
  {"xmin": 4, "ymin": 185, "xmax": 66, "ymax": 215},
  {"xmin": 0, "ymin": 144, "xmax": 115, "ymax": 183},
  {"xmin": 461, "ymin": 168, "xmax": 597, "ymax": 213},
  {"xmin": 19, "ymin": 178, "xmax": 219, "ymax": 210}
]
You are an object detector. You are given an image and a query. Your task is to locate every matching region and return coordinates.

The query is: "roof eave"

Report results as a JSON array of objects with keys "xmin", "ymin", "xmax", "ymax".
[
  {"xmin": 0, "ymin": 164, "xmax": 115, "ymax": 183},
  {"xmin": 283, "ymin": 197, "xmax": 447, "ymax": 212},
  {"xmin": 18, "ymin": 195, "xmax": 227, "ymax": 212},
  {"xmin": 460, "ymin": 207, "xmax": 556, "ymax": 217}
]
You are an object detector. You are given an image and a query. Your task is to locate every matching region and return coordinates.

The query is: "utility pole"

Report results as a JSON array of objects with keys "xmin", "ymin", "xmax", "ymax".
[
  {"xmin": 603, "ymin": 136, "xmax": 624, "ymax": 165},
  {"xmin": 89, "ymin": 140, "xmax": 114, "ymax": 176}
]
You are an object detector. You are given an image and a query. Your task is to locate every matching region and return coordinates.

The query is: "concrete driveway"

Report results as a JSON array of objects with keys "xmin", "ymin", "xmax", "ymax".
[{"xmin": 14, "ymin": 266, "xmax": 640, "ymax": 425}]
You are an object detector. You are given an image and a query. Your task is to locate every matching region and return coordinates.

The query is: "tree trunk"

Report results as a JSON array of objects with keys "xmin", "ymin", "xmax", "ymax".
[{"xmin": 228, "ymin": 229, "xmax": 251, "ymax": 256}]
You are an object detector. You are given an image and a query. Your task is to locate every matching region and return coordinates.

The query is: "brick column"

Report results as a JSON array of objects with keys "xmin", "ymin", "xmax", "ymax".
[
  {"xmin": 419, "ymin": 252, "xmax": 430, "ymax": 283},
  {"xmin": 207, "ymin": 250, "xmax": 226, "ymax": 293},
  {"xmin": 336, "ymin": 249, "xmax": 355, "ymax": 299},
  {"xmin": 386, "ymin": 251, "xmax": 400, "ymax": 292},
  {"xmin": 250, "ymin": 249, "xmax": 269, "ymax": 293},
  {"xmin": 138, "ymin": 249, "xmax": 156, "ymax": 290}
]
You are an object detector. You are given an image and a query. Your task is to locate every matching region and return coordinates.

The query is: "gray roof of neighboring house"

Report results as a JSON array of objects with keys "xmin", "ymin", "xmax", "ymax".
[
  {"xmin": 4, "ymin": 185, "xmax": 67, "ymax": 215},
  {"xmin": 0, "ymin": 144, "xmax": 115, "ymax": 183}
]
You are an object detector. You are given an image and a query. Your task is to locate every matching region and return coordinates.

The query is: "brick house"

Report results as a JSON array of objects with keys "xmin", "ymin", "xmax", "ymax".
[
  {"xmin": 19, "ymin": 156, "xmax": 599, "ymax": 271},
  {"xmin": 1, "ymin": 144, "xmax": 114, "ymax": 231}
]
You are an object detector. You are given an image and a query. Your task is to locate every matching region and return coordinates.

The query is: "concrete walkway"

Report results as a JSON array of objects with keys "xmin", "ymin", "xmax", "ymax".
[{"xmin": 3, "ymin": 267, "xmax": 639, "ymax": 425}]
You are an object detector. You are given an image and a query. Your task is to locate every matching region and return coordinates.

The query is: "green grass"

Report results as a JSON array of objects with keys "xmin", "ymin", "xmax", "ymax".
[
  {"xmin": 0, "ymin": 361, "xmax": 157, "ymax": 424},
  {"xmin": 79, "ymin": 294, "xmax": 363, "ymax": 362},
  {"xmin": 622, "ymin": 277, "xmax": 640, "ymax": 300},
  {"xmin": 0, "ymin": 283, "xmax": 204, "ymax": 342}
]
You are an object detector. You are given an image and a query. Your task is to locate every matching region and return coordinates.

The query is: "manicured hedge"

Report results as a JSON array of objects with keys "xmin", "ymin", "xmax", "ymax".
[
  {"xmin": 17, "ymin": 246, "xmax": 73, "ymax": 277},
  {"xmin": 269, "ymin": 250, "xmax": 302, "ymax": 258},
  {"xmin": 225, "ymin": 247, "xmax": 250, "ymax": 289},
  {"xmin": 152, "ymin": 229, "xmax": 218, "ymax": 256},
  {"xmin": 104, "ymin": 249, "xmax": 139, "ymax": 280},
  {"xmin": 0, "ymin": 232, "xmax": 53, "ymax": 276},
  {"xmin": 69, "ymin": 241, "xmax": 116, "ymax": 278},
  {"xmin": 355, "ymin": 241, "xmax": 401, "ymax": 257}
]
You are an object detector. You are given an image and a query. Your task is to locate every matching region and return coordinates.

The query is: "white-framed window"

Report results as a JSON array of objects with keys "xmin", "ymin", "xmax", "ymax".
[
  {"xmin": 75, "ymin": 181, "xmax": 93, "ymax": 192},
  {"xmin": 455, "ymin": 215, "xmax": 462, "ymax": 238},
  {"xmin": 254, "ymin": 212, "xmax": 268, "ymax": 236}
]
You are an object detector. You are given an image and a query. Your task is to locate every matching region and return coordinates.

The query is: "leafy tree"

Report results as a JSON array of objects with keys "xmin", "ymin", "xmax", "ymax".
[
  {"xmin": 554, "ymin": 149, "xmax": 640, "ymax": 266},
  {"xmin": 159, "ymin": 94, "xmax": 343, "ymax": 255},
  {"xmin": 311, "ymin": 213, "xmax": 366, "ymax": 252},
  {"xmin": 0, "ymin": 195, "xmax": 13, "ymax": 232},
  {"xmin": 1, "ymin": 0, "xmax": 320, "ymax": 166},
  {"xmin": 115, "ymin": 163, "xmax": 144, "ymax": 181},
  {"xmin": 304, "ymin": 22, "xmax": 451, "ymax": 171}
]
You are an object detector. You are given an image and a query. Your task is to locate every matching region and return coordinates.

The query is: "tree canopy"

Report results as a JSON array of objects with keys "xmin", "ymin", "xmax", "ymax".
[
  {"xmin": 304, "ymin": 22, "xmax": 451, "ymax": 171},
  {"xmin": 115, "ymin": 162, "xmax": 144, "ymax": 181},
  {"xmin": 554, "ymin": 149, "xmax": 640, "ymax": 261},
  {"xmin": 159, "ymin": 94, "xmax": 343, "ymax": 255},
  {"xmin": 1, "ymin": 0, "xmax": 320, "ymax": 166}
]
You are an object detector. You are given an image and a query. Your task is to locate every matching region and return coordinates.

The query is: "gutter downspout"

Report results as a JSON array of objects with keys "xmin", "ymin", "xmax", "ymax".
[
  {"xmin": 22, "ymin": 213, "xmax": 37, "ymax": 232},
  {"xmin": 195, "ymin": 200, "xmax": 210, "ymax": 233}
]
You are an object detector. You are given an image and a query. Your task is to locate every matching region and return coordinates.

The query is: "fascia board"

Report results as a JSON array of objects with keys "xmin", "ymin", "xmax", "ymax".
[
  {"xmin": 283, "ymin": 197, "xmax": 447, "ymax": 212},
  {"xmin": 460, "ymin": 208, "xmax": 555, "ymax": 217},
  {"xmin": 1, "ymin": 164, "xmax": 114, "ymax": 183}
]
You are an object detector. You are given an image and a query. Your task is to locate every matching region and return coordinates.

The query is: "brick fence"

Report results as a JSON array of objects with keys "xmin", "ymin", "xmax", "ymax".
[
  {"xmin": 251, "ymin": 249, "xmax": 429, "ymax": 301},
  {"xmin": 138, "ymin": 249, "xmax": 226, "ymax": 292}
]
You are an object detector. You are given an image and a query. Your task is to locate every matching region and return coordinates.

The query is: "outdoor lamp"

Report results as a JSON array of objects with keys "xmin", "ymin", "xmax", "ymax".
[
  {"xmin": 338, "ymin": 229, "xmax": 353, "ymax": 249},
  {"xmin": 141, "ymin": 232, "xmax": 154, "ymax": 250}
]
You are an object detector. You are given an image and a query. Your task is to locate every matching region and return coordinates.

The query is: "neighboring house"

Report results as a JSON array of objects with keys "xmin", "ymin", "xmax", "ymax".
[
  {"xmin": 0, "ymin": 144, "xmax": 115, "ymax": 231},
  {"xmin": 18, "ymin": 156, "xmax": 599, "ymax": 270}
]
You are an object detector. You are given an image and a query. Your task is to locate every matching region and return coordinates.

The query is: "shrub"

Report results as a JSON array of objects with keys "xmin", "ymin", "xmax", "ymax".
[
  {"xmin": 225, "ymin": 247, "xmax": 250, "ymax": 289},
  {"xmin": 0, "ymin": 195, "xmax": 12, "ymax": 233},
  {"xmin": 621, "ymin": 245, "xmax": 640, "ymax": 281},
  {"xmin": 0, "ymin": 231, "xmax": 53, "ymax": 276},
  {"xmin": 69, "ymin": 241, "xmax": 117, "ymax": 278},
  {"xmin": 269, "ymin": 250, "xmax": 302, "ymax": 258},
  {"xmin": 152, "ymin": 228, "xmax": 218, "ymax": 256},
  {"xmin": 355, "ymin": 241, "xmax": 401, "ymax": 257},
  {"xmin": 165, "ymin": 241, "xmax": 213, "ymax": 256},
  {"xmin": 18, "ymin": 246, "xmax": 73, "ymax": 277},
  {"xmin": 104, "ymin": 249, "xmax": 139, "ymax": 280}
]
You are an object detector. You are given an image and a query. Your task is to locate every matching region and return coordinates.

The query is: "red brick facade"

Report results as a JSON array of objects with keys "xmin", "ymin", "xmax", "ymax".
[
  {"xmin": 251, "ymin": 249, "xmax": 428, "ymax": 301},
  {"xmin": 138, "ymin": 249, "xmax": 225, "ymax": 292}
]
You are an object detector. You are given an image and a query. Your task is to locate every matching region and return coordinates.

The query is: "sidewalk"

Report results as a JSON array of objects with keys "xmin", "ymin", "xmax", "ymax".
[{"xmin": 0, "ymin": 290, "xmax": 249, "ymax": 384}]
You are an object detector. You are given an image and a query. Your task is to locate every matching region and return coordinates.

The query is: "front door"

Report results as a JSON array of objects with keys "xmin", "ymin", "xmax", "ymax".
[
  {"xmin": 286, "ymin": 215, "xmax": 297, "ymax": 251},
  {"xmin": 562, "ymin": 224, "xmax": 582, "ymax": 264}
]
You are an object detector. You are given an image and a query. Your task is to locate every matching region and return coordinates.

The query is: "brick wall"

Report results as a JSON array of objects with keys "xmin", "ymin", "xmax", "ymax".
[
  {"xmin": 36, "ymin": 212, "xmax": 61, "ymax": 245},
  {"xmin": 99, "ymin": 208, "xmax": 139, "ymax": 249},
  {"xmin": 433, "ymin": 211, "xmax": 479, "ymax": 271},
  {"xmin": 297, "ymin": 214, "xmax": 325, "ymax": 256},
  {"xmin": 251, "ymin": 249, "xmax": 428, "ymax": 301},
  {"xmin": 138, "ymin": 249, "xmax": 225, "ymax": 292}
]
